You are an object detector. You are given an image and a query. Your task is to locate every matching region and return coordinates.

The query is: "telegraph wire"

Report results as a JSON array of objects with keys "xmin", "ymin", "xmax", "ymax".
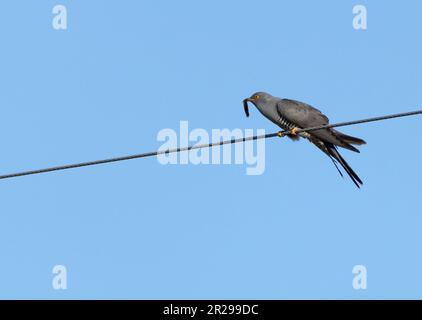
[{"xmin": 0, "ymin": 109, "xmax": 421, "ymax": 180}]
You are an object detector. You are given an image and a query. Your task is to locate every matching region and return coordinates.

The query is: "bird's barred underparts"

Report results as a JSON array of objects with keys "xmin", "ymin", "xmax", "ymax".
[
  {"xmin": 277, "ymin": 115, "xmax": 311, "ymax": 139},
  {"xmin": 277, "ymin": 115, "xmax": 295, "ymax": 131}
]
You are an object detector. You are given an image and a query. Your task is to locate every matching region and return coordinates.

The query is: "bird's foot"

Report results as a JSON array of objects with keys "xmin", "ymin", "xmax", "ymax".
[
  {"xmin": 290, "ymin": 127, "xmax": 299, "ymax": 136},
  {"xmin": 277, "ymin": 131, "xmax": 285, "ymax": 137}
]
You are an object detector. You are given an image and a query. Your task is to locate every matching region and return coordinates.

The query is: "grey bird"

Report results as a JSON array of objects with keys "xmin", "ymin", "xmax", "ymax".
[{"xmin": 243, "ymin": 92, "xmax": 366, "ymax": 188}]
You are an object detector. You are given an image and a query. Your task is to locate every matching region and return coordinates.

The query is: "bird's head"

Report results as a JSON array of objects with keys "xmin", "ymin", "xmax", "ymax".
[{"xmin": 243, "ymin": 92, "xmax": 273, "ymax": 117}]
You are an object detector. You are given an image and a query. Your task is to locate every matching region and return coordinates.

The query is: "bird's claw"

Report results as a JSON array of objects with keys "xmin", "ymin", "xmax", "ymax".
[
  {"xmin": 277, "ymin": 131, "xmax": 285, "ymax": 137},
  {"xmin": 290, "ymin": 127, "xmax": 299, "ymax": 136}
]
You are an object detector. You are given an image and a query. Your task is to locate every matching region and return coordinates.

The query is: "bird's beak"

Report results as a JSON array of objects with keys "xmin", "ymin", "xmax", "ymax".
[{"xmin": 243, "ymin": 98, "xmax": 254, "ymax": 117}]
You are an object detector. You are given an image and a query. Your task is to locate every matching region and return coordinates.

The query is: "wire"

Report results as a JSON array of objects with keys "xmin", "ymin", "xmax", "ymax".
[{"xmin": 1, "ymin": 109, "xmax": 421, "ymax": 181}]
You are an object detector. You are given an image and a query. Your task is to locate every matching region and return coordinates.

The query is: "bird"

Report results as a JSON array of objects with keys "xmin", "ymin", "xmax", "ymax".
[{"xmin": 243, "ymin": 92, "xmax": 366, "ymax": 188}]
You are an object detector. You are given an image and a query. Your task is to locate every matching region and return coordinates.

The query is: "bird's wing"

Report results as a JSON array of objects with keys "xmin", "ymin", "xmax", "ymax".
[
  {"xmin": 277, "ymin": 99, "xmax": 329, "ymax": 126},
  {"xmin": 276, "ymin": 99, "xmax": 360, "ymax": 152}
]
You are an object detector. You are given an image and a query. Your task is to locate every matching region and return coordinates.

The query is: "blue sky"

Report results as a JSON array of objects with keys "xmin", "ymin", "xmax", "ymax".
[{"xmin": 0, "ymin": 0, "xmax": 421, "ymax": 299}]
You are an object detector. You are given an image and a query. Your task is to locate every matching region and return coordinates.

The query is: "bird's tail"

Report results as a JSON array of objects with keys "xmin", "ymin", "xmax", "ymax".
[
  {"xmin": 331, "ymin": 129, "xmax": 366, "ymax": 146},
  {"xmin": 325, "ymin": 143, "xmax": 363, "ymax": 188}
]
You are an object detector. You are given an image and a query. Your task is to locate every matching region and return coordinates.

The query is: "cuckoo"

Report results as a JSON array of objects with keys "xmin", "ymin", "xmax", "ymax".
[{"xmin": 243, "ymin": 92, "xmax": 366, "ymax": 188}]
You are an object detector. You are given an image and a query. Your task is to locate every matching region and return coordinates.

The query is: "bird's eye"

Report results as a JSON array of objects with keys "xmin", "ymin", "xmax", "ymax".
[{"xmin": 254, "ymin": 95, "xmax": 260, "ymax": 100}]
